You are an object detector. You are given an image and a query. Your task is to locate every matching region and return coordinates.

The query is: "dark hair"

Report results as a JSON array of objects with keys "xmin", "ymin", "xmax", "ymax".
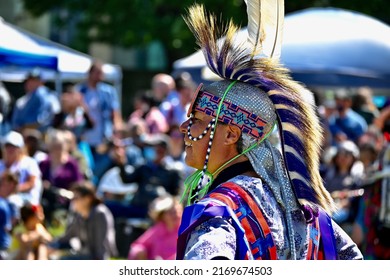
[
  {"xmin": 62, "ymin": 82, "xmax": 76, "ymax": 93},
  {"xmin": 88, "ymin": 60, "xmax": 103, "ymax": 74},
  {"xmin": 359, "ymin": 142, "xmax": 378, "ymax": 159},
  {"xmin": 71, "ymin": 180, "xmax": 102, "ymax": 207},
  {"xmin": 20, "ymin": 203, "xmax": 39, "ymax": 224},
  {"xmin": 140, "ymin": 90, "xmax": 157, "ymax": 107},
  {"xmin": 175, "ymin": 72, "xmax": 196, "ymax": 91}
]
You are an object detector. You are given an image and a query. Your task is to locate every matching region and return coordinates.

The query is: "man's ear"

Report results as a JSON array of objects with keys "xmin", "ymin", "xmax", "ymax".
[{"xmin": 224, "ymin": 125, "xmax": 241, "ymax": 146}]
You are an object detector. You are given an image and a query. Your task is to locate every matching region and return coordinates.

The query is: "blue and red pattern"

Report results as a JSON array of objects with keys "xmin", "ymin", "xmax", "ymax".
[
  {"xmin": 208, "ymin": 182, "xmax": 278, "ymax": 260},
  {"xmin": 194, "ymin": 91, "xmax": 268, "ymax": 140},
  {"xmin": 177, "ymin": 181, "xmax": 338, "ymax": 260}
]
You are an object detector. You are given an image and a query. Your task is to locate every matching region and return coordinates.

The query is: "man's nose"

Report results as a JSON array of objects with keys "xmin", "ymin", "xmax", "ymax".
[{"xmin": 179, "ymin": 119, "xmax": 190, "ymax": 134}]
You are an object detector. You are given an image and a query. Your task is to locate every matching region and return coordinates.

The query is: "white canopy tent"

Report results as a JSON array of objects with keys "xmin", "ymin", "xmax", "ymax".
[{"xmin": 173, "ymin": 7, "xmax": 390, "ymax": 89}]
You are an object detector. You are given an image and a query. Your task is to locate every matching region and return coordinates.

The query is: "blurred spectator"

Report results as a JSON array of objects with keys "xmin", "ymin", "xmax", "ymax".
[
  {"xmin": 351, "ymin": 143, "xmax": 390, "ymax": 259},
  {"xmin": 323, "ymin": 140, "xmax": 364, "ymax": 190},
  {"xmin": 11, "ymin": 69, "xmax": 57, "ymax": 134},
  {"xmin": 357, "ymin": 125, "xmax": 386, "ymax": 158},
  {"xmin": 151, "ymin": 73, "xmax": 176, "ymax": 107},
  {"xmin": 75, "ymin": 61, "xmax": 122, "ymax": 162},
  {"xmin": 359, "ymin": 142, "xmax": 379, "ymax": 176},
  {"xmin": 93, "ymin": 121, "xmax": 144, "ymax": 185},
  {"xmin": 127, "ymin": 118, "xmax": 148, "ymax": 149},
  {"xmin": 0, "ymin": 171, "xmax": 19, "ymax": 260},
  {"xmin": 128, "ymin": 90, "xmax": 168, "ymax": 134},
  {"xmin": 52, "ymin": 82, "xmax": 94, "ymax": 142},
  {"xmin": 0, "ymin": 131, "xmax": 42, "ymax": 207},
  {"xmin": 111, "ymin": 133, "xmax": 182, "ymax": 219},
  {"xmin": 62, "ymin": 130, "xmax": 93, "ymax": 180},
  {"xmin": 160, "ymin": 73, "xmax": 196, "ymax": 130},
  {"xmin": 352, "ymin": 87, "xmax": 380, "ymax": 125},
  {"xmin": 39, "ymin": 130, "xmax": 83, "ymax": 190},
  {"xmin": 50, "ymin": 181, "xmax": 118, "ymax": 260},
  {"xmin": 22, "ymin": 129, "xmax": 48, "ymax": 164},
  {"xmin": 328, "ymin": 88, "xmax": 367, "ymax": 144},
  {"xmin": 322, "ymin": 140, "xmax": 364, "ymax": 227},
  {"xmin": 317, "ymin": 97, "xmax": 336, "ymax": 151},
  {"xmin": 373, "ymin": 104, "xmax": 390, "ymax": 142},
  {"xmin": 351, "ymin": 117, "xmax": 390, "ymax": 259},
  {"xmin": 39, "ymin": 130, "xmax": 83, "ymax": 223},
  {"xmin": 0, "ymin": 81, "xmax": 12, "ymax": 136},
  {"xmin": 14, "ymin": 203, "xmax": 52, "ymax": 260},
  {"xmin": 128, "ymin": 195, "xmax": 183, "ymax": 260}
]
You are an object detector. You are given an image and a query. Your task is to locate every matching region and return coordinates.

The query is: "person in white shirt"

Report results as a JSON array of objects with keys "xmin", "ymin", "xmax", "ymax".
[{"xmin": 0, "ymin": 131, "xmax": 42, "ymax": 207}]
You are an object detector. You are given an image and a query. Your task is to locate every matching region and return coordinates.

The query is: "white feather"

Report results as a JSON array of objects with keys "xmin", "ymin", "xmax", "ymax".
[{"xmin": 244, "ymin": 0, "xmax": 284, "ymax": 59}]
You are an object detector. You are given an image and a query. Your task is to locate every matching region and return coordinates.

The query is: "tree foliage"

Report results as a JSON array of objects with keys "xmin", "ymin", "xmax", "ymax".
[{"xmin": 22, "ymin": 0, "xmax": 390, "ymax": 67}]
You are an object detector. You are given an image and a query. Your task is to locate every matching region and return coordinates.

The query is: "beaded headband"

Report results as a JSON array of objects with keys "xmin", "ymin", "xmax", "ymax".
[{"xmin": 187, "ymin": 83, "xmax": 269, "ymax": 140}]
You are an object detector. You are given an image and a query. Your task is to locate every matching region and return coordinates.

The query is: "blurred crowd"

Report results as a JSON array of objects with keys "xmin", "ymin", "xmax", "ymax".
[
  {"xmin": 0, "ymin": 61, "xmax": 390, "ymax": 260},
  {"xmin": 0, "ymin": 62, "xmax": 194, "ymax": 260}
]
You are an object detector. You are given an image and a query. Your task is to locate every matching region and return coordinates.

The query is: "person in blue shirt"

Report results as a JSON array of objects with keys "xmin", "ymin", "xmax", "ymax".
[
  {"xmin": 75, "ymin": 61, "xmax": 122, "ymax": 160},
  {"xmin": 329, "ymin": 89, "xmax": 368, "ymax": 144},
  {"xmin": 11, "ymin": 69, "xmax": 57, "ymax": 133}
]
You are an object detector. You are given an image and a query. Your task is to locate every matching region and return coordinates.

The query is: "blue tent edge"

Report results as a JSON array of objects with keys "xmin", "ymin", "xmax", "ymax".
[{"xmin": 0, "ymin": 47, "xmax": 58, "ymax": 70}]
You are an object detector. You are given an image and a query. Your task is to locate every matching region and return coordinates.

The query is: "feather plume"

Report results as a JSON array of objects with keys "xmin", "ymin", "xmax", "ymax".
[{"xmin": 245, "ymin": 0, "xmax": 284, "ymax": 59}]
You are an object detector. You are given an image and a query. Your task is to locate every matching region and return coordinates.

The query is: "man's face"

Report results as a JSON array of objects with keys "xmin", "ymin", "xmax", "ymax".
[
  {"xmin": 89, "ymin": 66, "xmax": 104, "ymax": 83},
  {"xmin": 24, "ymin": 78, "xmax": 41, "ymax": 93},
  {"xmin": 180, "ymin": 111, "xmax": 230, "ymax": 173},
  {"xmin": 3, "ymin": 144, "xmax": 20, "ymax": 163},
  {"xmin": 335, "ymin": 98, "xmax": 351, "ymax": 112},
  {"xmin": 152, "ymin": 81, "xmax": 170, "ymax": 102}
]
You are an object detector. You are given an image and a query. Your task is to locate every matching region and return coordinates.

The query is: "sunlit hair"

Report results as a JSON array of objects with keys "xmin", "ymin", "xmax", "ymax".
[{"xmin": 45, "ymin": 129, "xmax": 68, "ymax": 151}]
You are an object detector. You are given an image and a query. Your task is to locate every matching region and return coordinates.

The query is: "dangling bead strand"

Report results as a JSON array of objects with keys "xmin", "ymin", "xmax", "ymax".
[
  {"xmin": 185, "ymin": 114, "xmax": 216, "ymax": 202},
  {"xmin": 194, "ymin": 119, "xmax": 216, "ymax": 200},
  {"xmin": 187, "ymin": 113, "xmax": 216, "ymax": 141}
]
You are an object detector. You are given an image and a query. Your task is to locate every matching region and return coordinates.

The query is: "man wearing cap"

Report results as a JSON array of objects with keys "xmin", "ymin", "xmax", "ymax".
[{"xmin": 11, "ymin": 69, "xmax": 57, "ymax": 133}]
